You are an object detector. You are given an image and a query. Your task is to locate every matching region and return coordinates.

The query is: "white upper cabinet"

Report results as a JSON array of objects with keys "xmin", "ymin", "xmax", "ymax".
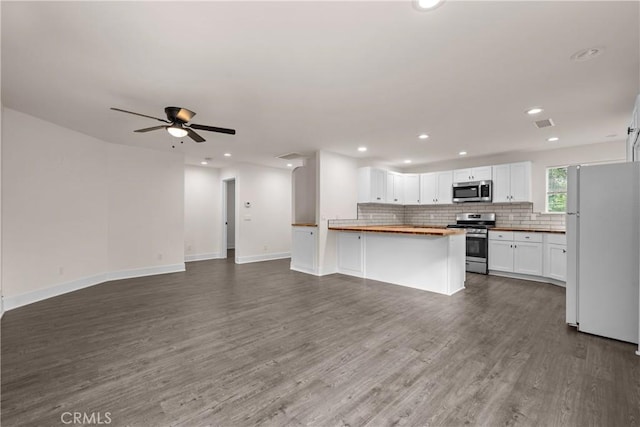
[
  {"xmin": 386, "ymin": 171, "xmax": 404, "ymax": 204},
  {"xmin": 403, "ymin": 174, "xmax": 421, "ymax": 205},
  {"xmin": 420, "ymin": 171, "xmax": 452, "ymax": 205},
  {"xmin": 453, "ymin": 166, "xmax": 492, "ymax": 183},
  {"xmin": 436, "ymin": 171, "xmax": 453, "ymax": 204},
  {"xmin": 357, "ymin": 167, "xmax": 387, "ymax": 203},
  {"xmin": 492, "ymin": 162, "xmax": 532, "ymax": 203}
]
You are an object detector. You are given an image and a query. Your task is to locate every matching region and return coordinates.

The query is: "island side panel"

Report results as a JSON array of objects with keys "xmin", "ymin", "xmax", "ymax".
[
  {"xmin": 364, "ymin": 233, "xmax": 450, "ymax": 294},
  {"xmin": 447, "ymin": 233, "xmax": 466, "ymax": 295}
]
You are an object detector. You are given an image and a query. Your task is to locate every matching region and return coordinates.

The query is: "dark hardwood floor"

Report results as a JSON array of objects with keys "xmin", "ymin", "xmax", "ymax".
[{"xmin": 2, "ymin": 256, "xmax": 639, "ymax": 426}]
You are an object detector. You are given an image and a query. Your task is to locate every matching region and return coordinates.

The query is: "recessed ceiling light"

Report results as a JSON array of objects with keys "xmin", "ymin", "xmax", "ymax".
[
  {"xmin": 414, "ymin": 0, "xmax": 445, "ymax": 10},
  {"xmin": 418, "ymin": 134, "xmax": 429, "ymax": 140},
  {"xmin": 358, "ymin": 146, "xmax": 367, "ymax": 152},
  {"xmin": 200, "ymin": 161, "xmax": 208, "ymax": 165},
  {"xmin": 526, "ymin": 107, "xmax": 544, "ymax": 115},
  {"xmin": 404, "ymin": 160, "xmax": 412, "ymax": 164},
  {"xmin": 547, "ymin": 137, "xmax": 559, "ymax": 142},
  {"xmin": 286, "ymin": 163, "xmax": 293, "ymax": 167},
  {"xmin": 223, "ymin": 153, "xmax": 231, "ymax": 157},
  {"xmin": 459, "ymin": 151, "xmax": 467, "ymax": 156},
  {"xmin": 571, "ymin": 47, "xmax": 604, "ymax": 62}
]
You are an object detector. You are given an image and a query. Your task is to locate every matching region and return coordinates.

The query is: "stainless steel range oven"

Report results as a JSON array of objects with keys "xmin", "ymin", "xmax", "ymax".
[{"xmin": 447, "ymin": 213, "xmax": 496, "ymax": 274}]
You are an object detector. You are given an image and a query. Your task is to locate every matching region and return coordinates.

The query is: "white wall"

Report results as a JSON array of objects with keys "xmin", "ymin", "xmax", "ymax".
[
  {"xmin": 2, "ymin": 109, "xmax": 185, "ymax": 309},
  {"xmin": 184, "ymin": 165, "xmax": 222, "ymax": 261},
  {"xmin": 107, "ymin": 143, "xmax": 185, "ymax": 273},
  {"xmin": 292, "ymin": 153, "xmax": 316, "ymax": 224},
  {"xmin": 220, "ymin": 163, "xmax": 292, "ymax": 263},
  {"xmin": 404, "ymin": 141, "xmax": 625, "ymax": 212},
  {"xmin": 317, "ymin": 151, "xmax": 358, "ymax": 274}
]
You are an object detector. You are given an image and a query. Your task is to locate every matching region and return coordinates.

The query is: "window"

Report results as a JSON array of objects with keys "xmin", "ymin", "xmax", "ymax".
[{"xmin": 546, "ymin": 166, "xmax": 568, "ymax": 213}]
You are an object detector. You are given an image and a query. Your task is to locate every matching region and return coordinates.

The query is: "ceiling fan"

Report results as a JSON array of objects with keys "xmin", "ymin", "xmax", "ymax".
[{"xmin": 110, "ymin": 106, "xmax": 236, "ymax": 143}]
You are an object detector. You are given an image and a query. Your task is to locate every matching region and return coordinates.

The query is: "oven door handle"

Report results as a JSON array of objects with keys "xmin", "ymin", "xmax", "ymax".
[{"xmin": 466, "ymin": 233, "xmax": 487, "ymax": 238}]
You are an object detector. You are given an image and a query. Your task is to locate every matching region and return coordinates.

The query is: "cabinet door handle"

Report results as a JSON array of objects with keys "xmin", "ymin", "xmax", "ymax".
[
  {"xmin": 376, "ymin": 197, "xmax": 381, "ymax": 200},
  {"xmin": 499, "ymin": 234, "xmax": 503, "ymax": 238},
  {"xmin": 525, "ymin": 236, "xmax": 530, "ymax": 239},
  {"xmin": 358, "ymin": 236, "xmax": 361, "ymax": 240},
  {"xmin": 310, "ymin": 232, "xmax": 313, "ymax": 235},
  {"xmin": 510, "ymin": 244, "xmax": 513, "ymax": 248},
  {"xmin": 562, "ymin": 249, "xmax": 566, "ymax": 253}
]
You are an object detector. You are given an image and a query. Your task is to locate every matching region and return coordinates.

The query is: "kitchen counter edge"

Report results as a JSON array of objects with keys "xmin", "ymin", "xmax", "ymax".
[
  {"xmin": 328, "ymin": 225, "xmax": 465, "ymax": 236},
  {"xmin": 490, "ymin": 227, "xmax": 566, "ymax": 234}
]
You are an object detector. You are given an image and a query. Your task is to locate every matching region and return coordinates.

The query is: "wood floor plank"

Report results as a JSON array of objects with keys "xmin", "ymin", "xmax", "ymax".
[{"xmin": 2, "ymin": 255, "xmax": 639, "ymax": 426}]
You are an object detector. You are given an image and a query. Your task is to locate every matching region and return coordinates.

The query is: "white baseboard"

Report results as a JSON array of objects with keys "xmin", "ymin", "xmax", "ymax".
[
  {"xmin": 236, "ymin": 252, "xmax": 291, "ymax": 264},
  {"xmin": 3, "ymin": 263, "xmax": 186, "ymax": 312},
  {"xmin": 489, "ymin": 270, "xmax": 566, "ymax": 287},
  {"xmin": 185, "ymin": 252, "xmax": 222, "ymax": 262},
  {"xmin": 290, "ymin": 265, "xmax": 321, "ymax": 276},
  {"xmin": 107, "ymin": 263, "xmax": 185, "ymax": 281},
  {"xmin": 3, "ymin": 272, "xmax": 108, "ymax": 311}
]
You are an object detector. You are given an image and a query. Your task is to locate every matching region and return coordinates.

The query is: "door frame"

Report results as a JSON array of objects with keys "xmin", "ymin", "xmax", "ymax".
[{"xmin": 221, "ymin": 177, "xmax": 238, "ymax": 262}]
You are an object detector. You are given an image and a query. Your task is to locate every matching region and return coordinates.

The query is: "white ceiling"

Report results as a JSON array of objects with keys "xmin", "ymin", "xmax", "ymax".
[{"xmin": 2, "ymin": 1, "xmax": 639, "ymax": 170}]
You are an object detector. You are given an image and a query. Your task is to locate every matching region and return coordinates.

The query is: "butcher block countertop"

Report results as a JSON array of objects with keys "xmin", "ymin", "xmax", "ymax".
[
  {"xmin": 291, "ymin": 223, "xmax": 318, "ymax": 227},
  {"xmin": 491, "ymin": 227, "xmax": 566, "ymax": 234},
  {"xmin": 328, "ymin": 225, "xmax": 465, "ymax": 236}
]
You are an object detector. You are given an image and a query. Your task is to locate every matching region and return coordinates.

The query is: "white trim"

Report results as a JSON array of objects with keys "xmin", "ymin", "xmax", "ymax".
[
  {"xmin": 107, "ymin": 263, "xmax": 185, "ymax": 281},
  {"xmin": 236, "ymin": 252, "xmax": 291, "ymax": 264},
  {"xmin": 635, "ymin": 350, "xmax": 640, "ymax": 356},
  {"xmin": 489, "ymin": 270, "xmax": 565, "ymax": 286},
  {"xmin": 290, "ymin": 265, "xmax": 322, "ymax": 276},
  {"xmin": 3, "ymin": 263, "xmax": 185, "ymax": 312},
  {"xmin": 317, "ymin": 267, "xmax": 338, "ymax": 276},
  {"xmin": 4, "ymin": 272, "xmax": 108, "ymax": 311},
  {"xmin": 448, "ymin": 285, "xmax": 466, "ymax": 296},
  {"xmin": 185, "ymin": 252, "xmax": 222, "ymax": 262}
]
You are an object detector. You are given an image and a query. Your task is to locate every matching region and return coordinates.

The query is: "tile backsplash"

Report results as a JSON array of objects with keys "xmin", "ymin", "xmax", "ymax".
[{"xmin": 330, "ymin": 202, "xmax": 565, "ymax": 230}]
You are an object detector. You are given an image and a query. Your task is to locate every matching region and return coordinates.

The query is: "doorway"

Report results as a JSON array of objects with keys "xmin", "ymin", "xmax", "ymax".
[{"xmin": 222, "ymin": 178, "xmax": 236, "ymax": 261}]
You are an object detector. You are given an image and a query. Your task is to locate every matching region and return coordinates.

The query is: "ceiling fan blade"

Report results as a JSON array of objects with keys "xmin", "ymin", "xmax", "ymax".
[
  {"xmin": 189, "ymin": 123, "xmax": 236, "ymax": 135},
  {"xmin": 134, "ymin": 125, "xmax": 167, "ymax": 133},
  {"xmin": 165, "ymin": 107, "xmax": 195, "ymax": 123},
  {"xmin": 186, "ymin": 128, "xmax": 206, "ymax": 143},
  {"xmin": 110, "ymin": 107, "xmax": 170, "ymax": 123}
]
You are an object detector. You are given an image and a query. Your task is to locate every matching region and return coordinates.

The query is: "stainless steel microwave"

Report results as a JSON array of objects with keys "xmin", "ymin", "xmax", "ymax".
[{"xmin": 452, "ymin": 180, "xmax": 492, "ymax": 203}]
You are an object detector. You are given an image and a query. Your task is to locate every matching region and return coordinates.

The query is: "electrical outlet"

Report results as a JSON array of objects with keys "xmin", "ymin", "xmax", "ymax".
[
  {"xmin": 187, "ymin": 245, "xmax": 192, "ymax": 251},
  {"xmin": 263, "ymin": 245, "xmax": 268, "ymax": 252},
  {"xmin": 509, "ymin": 214, "xmax": 514, "ymax": 221},
  {"xmin": 531, "ymin": 213, "xmax": 537, "ymax": 220},
  {"xmin": 430, "ymin": 214, "xmax": 435, "ymax": 219}
]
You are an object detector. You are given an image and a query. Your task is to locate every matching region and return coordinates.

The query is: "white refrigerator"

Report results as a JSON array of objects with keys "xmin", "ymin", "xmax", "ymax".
[{"xmin": 566, "ymin": 162, "xmax": 639, "ymax": 344}]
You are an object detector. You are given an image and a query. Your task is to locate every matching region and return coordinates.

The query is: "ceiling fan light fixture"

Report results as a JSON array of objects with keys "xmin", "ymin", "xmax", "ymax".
[
  {"xmin": 414, "ymin": 0, "xmax": 445, "ymax": 11},
  {"xmin": 167, "ymin": 125, "xmax": 188, "ymax": 138}
]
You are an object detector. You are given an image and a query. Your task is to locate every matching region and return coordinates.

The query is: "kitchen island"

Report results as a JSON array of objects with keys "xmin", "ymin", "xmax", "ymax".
[{"xmin": 328, "ymin": 225, "xmax": 466, "ymax": 296}]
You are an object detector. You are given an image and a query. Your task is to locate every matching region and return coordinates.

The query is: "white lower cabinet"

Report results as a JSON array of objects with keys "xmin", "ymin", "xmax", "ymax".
[
  {"xmin": 337, "ymin": 232, "xmax": 364, "ymax": 276},
  {"xmin": 488, "ymin": 231, "xmax": 543, "ymax": 276},
  {"xmin": 489, "ymin": 231, "xmax": 566, "ymax": 284},
  {"xmin": 543, "ymin": 233, "xmax": 567, "ymax": 282},
  {"xmin": 291, "ymin": 226, "xmax": 317, "ymax": 273},
  {"xmin": 513, "ymin": 241, "xmax": 543, "ymax": 276},
  {"xmin": 488, "ymin": 240, "xmax": 514, "ymax": 271}
]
